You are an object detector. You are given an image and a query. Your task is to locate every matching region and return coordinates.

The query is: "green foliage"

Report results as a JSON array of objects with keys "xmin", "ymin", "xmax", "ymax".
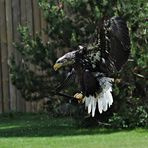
[
  {"xmin": 118, "ymin": 1, "xmax": 148, "ymax": 69},
  {"xmin": 38, "ymin": 0, "xmax": 118, "ymax": 47},
  {"xmin": 109, "ymin": 106, "xmax": 148, "ymax": 129},
  {"xmin": 9, "ymin": 0, "xmax": 148, "ymax": 128},
  {"xmin": 9, "ymin": 26, "xmax": 55, "ymax": 100},
  {"xmin": 108, "ymin": 113, "xmax": 127, "ymax": 128}
]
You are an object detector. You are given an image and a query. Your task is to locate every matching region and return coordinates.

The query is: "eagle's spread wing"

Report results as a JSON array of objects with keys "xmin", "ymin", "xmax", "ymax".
[
  {"xmin": 100, "ymin": 16, "xmax": 130, "ymax": 72},
  {"xmin": 85, "ymin": 17, "xmax": 130, "ymax": 75}
]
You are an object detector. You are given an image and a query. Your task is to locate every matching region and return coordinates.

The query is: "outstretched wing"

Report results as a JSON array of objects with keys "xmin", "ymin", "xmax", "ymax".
[{"xmin": 101, "ymin": 16, "xmax": 130, "ymax": 71}]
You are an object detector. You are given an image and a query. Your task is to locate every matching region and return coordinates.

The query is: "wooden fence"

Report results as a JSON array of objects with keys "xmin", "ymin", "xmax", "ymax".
[{"xmin": 0, "ymin": 0, "xmax": 48, "ymax": 113}]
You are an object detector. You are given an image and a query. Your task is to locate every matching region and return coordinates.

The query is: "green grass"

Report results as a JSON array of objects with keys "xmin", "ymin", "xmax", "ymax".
[{"xmin": 0, "ymin": 113, "xmax": 147, "ymax": 148}]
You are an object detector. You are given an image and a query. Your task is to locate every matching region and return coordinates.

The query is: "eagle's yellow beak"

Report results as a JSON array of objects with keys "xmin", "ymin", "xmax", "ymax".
[{"xmin": 53, "ymin": 63, "xmax": 62, "ymax": 71}]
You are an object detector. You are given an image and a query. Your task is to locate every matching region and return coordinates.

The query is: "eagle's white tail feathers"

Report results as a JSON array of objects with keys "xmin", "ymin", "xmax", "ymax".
[
  {"xmin": 92, "ymin": 96, "xmax": 96, "ymax": 117},
  {"xmin": 84, "ymin": 95, "xmax": 97, "ymax": 117},
  {"xmin": 84, "ymin": 77, "xmax": 114, "ymax": 117}
]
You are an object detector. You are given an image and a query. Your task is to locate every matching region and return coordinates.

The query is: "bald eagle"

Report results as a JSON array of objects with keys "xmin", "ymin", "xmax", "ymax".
[{"xmin": 53, "ymin": 16, "xmax": 130, "ymax": 117}]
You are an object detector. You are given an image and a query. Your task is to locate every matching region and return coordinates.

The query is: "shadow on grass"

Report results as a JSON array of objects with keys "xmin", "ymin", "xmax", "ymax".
[{"xmin": 0, "ymin": 113, "xmax": 143, "ymax": 137}]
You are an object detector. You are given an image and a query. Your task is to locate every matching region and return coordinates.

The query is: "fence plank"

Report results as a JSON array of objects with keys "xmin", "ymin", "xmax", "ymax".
[
  {"xmin": 20, "ymin": 0, "xmax": 31, "ymax": 113},
  {"xmin": 32, "ymin": 0, "xmax": 42, "ymax": 112},
  {"xmin": 20, "ymin": 0, "xmax": 27, "ymax": 26},
  {"xmin": 26, "ymin": 0, "xmax": 34, "ymax": 112},
  {"xmin": 41, "ymin": 11, "xmax": 48, "ymax": 44},
  {"xmin": 26, "ymin": 0, "xmax": 33, "ymax": 34},
  {"xmin": 19, "ymin": 0, "xmax": 28, "ymax": 112},
  {"xmin": 0, "ymin": 62, "xmax": 3, "ymax": 113},
  {"xmin": 0, "ymin": 0, "xmax": 10, "ymax": 112},
  {"xmin": 33, "ymin": 0, "xmax": 41, "ymax": 36},
  {"xmin": 0, "ymin": 17, "xmax": 3, "ymax": 113},
  {"xmin": 6, "ymin": 0, "xmax": 18, "ymax": 112},
  {"xmin": 12, "ymin": 0, "xmax": 23, "ymax": 112}
]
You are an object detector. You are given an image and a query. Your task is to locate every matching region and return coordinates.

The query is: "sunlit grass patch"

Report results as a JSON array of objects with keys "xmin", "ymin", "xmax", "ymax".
[{"xmin": 0, "ymin": 114, "xmax": 147, "ymax": 148}]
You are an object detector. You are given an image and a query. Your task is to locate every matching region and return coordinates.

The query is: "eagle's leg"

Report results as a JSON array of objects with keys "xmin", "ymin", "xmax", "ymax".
[{"xmin": 74, "ymin": 92, "xmax": 84, "ymax": 103}]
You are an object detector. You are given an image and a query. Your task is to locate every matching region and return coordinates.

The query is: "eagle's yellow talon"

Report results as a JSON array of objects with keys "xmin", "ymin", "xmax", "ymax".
[{"xmin": 74, "ymin": 93, "xmax": 83, "ymax": 101}]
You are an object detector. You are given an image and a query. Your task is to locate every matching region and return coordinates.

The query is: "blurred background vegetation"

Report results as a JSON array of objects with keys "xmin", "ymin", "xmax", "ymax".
[{"xmin": 9, "ymin": 0, "xmax": 148, "ymax": 128}]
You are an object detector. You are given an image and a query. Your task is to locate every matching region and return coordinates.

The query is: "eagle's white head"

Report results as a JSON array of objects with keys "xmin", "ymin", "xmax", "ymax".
[{"xmin": 53, "ymin": 45, "xmax": 85, "ymax": 71}]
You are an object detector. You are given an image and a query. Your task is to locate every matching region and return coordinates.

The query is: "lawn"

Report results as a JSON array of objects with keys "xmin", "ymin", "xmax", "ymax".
[{"xmin": 0, "ymin": 114, "xmax": 147, "ymax": 148}]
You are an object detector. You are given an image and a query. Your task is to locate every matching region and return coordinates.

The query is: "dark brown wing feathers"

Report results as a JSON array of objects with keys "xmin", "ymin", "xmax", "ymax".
[{"xmin": 106, "ymin": 16, "xmax": 130, "ymax": 70}]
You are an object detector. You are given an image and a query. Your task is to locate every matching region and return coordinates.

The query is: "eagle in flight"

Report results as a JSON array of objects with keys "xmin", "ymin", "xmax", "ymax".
[{"xmin": 53, "ymin": 16, "xmax": 130, "ymax": 117}]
